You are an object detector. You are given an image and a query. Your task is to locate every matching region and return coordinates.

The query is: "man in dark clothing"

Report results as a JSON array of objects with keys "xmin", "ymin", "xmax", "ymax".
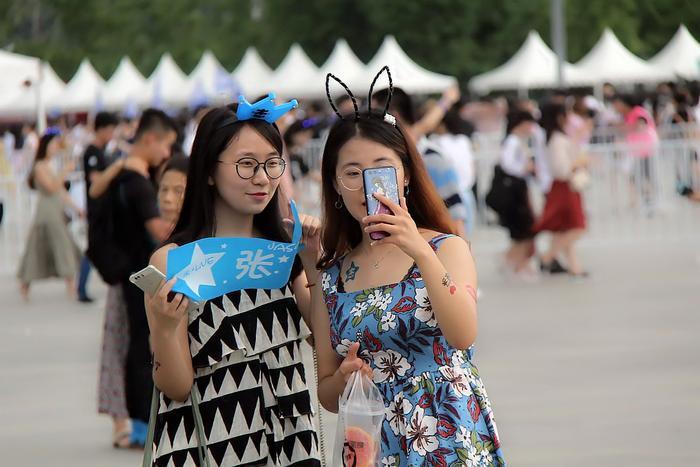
[
  {"xmin": 111, "ymin": 108, "xmax": 177, "ymax": 445},
  {"xmin": 78, "ymin": 112, "xmax": 119, "ymax": 302}
]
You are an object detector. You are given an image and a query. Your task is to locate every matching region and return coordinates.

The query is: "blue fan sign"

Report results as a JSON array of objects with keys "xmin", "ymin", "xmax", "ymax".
[{"xmin": 166, "ymin": 201, "xmax": 302, "ymax": 301}]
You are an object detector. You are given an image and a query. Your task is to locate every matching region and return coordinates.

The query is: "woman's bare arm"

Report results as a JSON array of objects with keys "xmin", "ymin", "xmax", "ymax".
[{"xmin": 145, "ymin": 244, "xmax": 195, "ymax": 402}]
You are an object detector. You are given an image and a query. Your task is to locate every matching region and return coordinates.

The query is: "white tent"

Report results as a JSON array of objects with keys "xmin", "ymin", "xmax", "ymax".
[
  {"xmin": 0, "ymin": 61, "xmax": 65, "ymax": 117},
  {"xmin": 188, "ymin": 50, "xmax": 239, "ymax": 106},
  {"xmin": 364, "ymin": 36, "xmax": 456, "ymax": 94},
  {"xmin": 469, "ymin": 31, "xmax": 586, "ymax": 94},
  {"xmin": 0, "ymin": 50, "xmax": 41, "ymax": 118},
  {"xmin": 102, "ymin": 56, "xmax": 147, "ymax": 113},
  {"xmin": 59, "ymin": 59, "xmax": 105, "ymax": 113},
  {"xmin": 574, "ymin": 28, "xmax": 667, "ymax": 85},
  {"xmin": 0, "ymin": 50, "xmax": 40, "ymax": 97},
  {"xmin": 141, "ymin": 53, "xmax": 192, "ymax": 109},
  {"xmin": 269, "ymin": 43, "xmax": 321, "ymax": 99},
  {"xmin": 317, "ymin": 39, "xmax": 367, "ymax": 96},
  {"xmin": 232, "ymin": 47, "xmax": 273, "ymax": 98},
  {"xmin": 649, "ymin": 25, "xmax": 700, "ymax": 80}
]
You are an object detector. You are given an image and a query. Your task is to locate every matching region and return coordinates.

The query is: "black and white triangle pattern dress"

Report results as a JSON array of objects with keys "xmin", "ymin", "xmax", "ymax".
[{"xmin": 151, "ymin": 284, "xmax": 321, "ymax": 466}]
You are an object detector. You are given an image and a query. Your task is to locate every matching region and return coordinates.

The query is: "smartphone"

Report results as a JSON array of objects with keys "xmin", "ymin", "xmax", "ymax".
[
  {"xmin": 129, "ymin": 265, "xmax": 201, "ymax": 314},
  {"xmin": 363, "ymin": 166, "xmax": 400, "ymax": 240}
]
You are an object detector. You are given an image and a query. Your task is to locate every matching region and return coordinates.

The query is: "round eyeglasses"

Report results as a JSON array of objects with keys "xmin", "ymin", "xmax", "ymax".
[
  {"xmin": 336, "ymin": 165, "xmax": 404, "ymax": 191},
  {"xmin": 218, "ymin": 157, "xmax": 286, "ymax": 180},
  {"xmin": 336, "ymin": 167, "xmax": 364, "ymax": 191}
]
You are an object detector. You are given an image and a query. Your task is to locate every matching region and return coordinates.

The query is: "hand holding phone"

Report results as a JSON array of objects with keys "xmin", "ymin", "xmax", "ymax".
[
  {"xmin": 129, "ymin": 265, "xmax": 201, "ymax": 315},
  {"xmin": 363, "ymin": 166, "xmax": 400, "ymax": 240}
]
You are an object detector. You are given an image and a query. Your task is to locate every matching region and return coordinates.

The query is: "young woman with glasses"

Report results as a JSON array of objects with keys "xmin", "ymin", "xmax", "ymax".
[
  {"xmin": 311, "ymin": 69, "xmax": 505, "ymax": 466},
  {"xmin": 143, "ymin": 102, "xmax": 322, "ymax": 466}
]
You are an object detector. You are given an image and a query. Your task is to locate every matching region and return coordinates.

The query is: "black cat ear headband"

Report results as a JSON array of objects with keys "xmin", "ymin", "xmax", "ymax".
[{"xmin": 325, "ymin": 65, "xmax": 396, "ymax": 126}]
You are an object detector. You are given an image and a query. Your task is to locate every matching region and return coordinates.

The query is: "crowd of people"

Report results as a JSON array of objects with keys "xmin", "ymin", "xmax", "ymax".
[{"xmin": 1, "ymin": 71, "xmax": 699, "ymax": 466}]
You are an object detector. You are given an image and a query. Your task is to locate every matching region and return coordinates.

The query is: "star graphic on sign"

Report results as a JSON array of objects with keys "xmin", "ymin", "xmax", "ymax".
[
  {"xmin": 278, "ymin": 255, "xmax": 289, "ymax": 263},
  {"xmin": 174, "ymin": 244, "xmax": 225, "ymax": 298},
  {"xmin": 221, "ymin": 243, "xmax": 227, "ymax": 249}
]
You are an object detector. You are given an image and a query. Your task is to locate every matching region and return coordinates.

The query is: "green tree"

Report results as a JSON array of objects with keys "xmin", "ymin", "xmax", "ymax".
[{"xmin": 1, "ymin": 0, "xmax": 699, "ymax": 88}]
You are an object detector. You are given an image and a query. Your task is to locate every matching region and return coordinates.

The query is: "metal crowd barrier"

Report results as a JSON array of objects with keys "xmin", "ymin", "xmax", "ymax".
[
  {"xmin": 2, "ymin": 125, "xmax": 699, "ymax": 274},
  {"xmin": 471, "ymin": 123, "xmax": 700, "ymax": 241}
]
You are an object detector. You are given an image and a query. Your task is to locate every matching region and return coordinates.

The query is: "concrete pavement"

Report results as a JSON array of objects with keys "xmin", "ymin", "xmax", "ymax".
[{"xmin": 0, "ymin": 229, "xmax": 698, "ymax": 466}]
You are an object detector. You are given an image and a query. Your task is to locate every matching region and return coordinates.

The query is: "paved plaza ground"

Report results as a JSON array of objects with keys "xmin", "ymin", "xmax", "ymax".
[{"xmin": 0, "ymin": 225, "xmax": 698, "ymax": 466}]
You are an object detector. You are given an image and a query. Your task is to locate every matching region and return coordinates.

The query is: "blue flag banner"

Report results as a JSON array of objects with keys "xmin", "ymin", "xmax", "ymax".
[{"xmin": 166, "ymin": 201, "xmax": 302, "ymax": 301}]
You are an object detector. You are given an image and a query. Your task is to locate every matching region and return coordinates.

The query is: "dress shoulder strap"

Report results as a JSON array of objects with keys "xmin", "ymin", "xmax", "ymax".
[{"xmin": 428, "ymin": 233, "xmax": 456, "ymax": 251}]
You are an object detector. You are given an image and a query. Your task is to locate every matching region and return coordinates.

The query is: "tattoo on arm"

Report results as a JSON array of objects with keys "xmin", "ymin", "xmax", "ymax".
[
  {"xmin": 344, "ymin": 261, "xmax": 359, "ymax": 283},
  {"xmin": 441, "ymin": 273, "xmax": 457, "ymax": 295},
  {"xmin": 154, "ymin": 361, "xmax": 161, "ymax": 372}
]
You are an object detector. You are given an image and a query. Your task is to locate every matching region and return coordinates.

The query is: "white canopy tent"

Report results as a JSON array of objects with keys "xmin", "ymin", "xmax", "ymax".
[
  {"xmin": 0, "ymin": 50, "xmax": 46, "ymax": 125},
  {"xmin": 188, "ymin": 50, "xmax": 239, "ymax": 107},
  {"xmin": 269, "ymin": 43, "xmax": 321, "ymax": 99},
  {"xmin": 649, "ymin": 25, "xmax": 700, "ymax": 80},
  {"xmin": 573, "ymin": 28, "xmax": 667, "ymax": 85},
  {"xmin": 59, "ymin": 59, "xmax": 105, "ymax": 113},
  {"xmin": 0, "ymin": 50, "xmax": 41, "ymax": 98},
  {"xmin": 469, "ymin": 31, "xmax": 586, "ymax": 95},
  {"xmin": 364, "ymin": 36, "xmax": 456, "ymax": 94},
  {"xmin": 102, "ymin": 57, "xmax": 147, "ymax": 114},
  {"xmin": 317, "ymin": 39, "xmax": 367, "ymax": 95},
  {"xmin": 141, "ymin": 53, "xmax": 192, "ymax": 109},
  {"xmin": 0, "ymin": 62, "xmax": 66, "ymax": 116},
  {"xmin": 232, "ymin": 47, "xmax": 273, "ymax": 99}
]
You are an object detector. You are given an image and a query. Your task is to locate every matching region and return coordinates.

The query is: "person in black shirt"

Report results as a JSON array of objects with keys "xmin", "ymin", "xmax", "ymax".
[
  {"xmin": 111, "ymin": 108, "xmax": 177, "ymax": 447},
  {"xmin": 78, "ymin": 112, "xmax": 119, "ymax": 303}
]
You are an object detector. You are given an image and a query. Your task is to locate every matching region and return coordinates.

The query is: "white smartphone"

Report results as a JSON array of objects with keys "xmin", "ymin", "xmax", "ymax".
[{"xmin": 129, "ymin": 265, "xmax": 201, "ymax": 314}]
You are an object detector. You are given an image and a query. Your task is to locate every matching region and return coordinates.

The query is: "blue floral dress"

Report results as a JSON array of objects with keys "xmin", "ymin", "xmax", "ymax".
[{"xmin": 321, "ymin": 234, "xmax": 505, "ymax": 467}]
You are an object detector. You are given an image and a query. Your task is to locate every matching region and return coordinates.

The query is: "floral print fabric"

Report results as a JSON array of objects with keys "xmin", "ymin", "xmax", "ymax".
[{"xmin": 321, "ymin": 234, "xmax": 505, "ymax": 467}]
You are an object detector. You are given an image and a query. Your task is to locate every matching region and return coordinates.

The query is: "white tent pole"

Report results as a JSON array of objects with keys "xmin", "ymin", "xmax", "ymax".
[
  {"xmin": 36, "ymin": 60, "xmax": 47, "ymax": 133},
  {"xmin": 550, "ymin": 0, "xmax": 567, "ymax": 88},
  {"xmin": 593, "ymin": 82, "xmax": 604, "ymax": 104}
]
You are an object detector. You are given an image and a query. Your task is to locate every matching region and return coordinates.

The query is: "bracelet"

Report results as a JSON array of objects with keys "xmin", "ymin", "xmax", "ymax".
[{"xmin": 305, "ymin": 282, "xmax": 316, "ymax": 288}]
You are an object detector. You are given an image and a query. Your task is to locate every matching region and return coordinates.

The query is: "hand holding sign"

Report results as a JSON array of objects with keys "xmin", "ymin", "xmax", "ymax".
[
  {"xmin": 166, "ymin": 201, "xmax": 304, "ymax": 301},
  {"xmin": 284, "ymin": 213, "xmax": 321, "ymax": 265}
]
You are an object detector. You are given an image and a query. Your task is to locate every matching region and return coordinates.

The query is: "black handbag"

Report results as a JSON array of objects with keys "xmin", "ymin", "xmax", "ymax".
[{"xmin": 485, "ymin": 165, "xmax": 512, "ymax": 214}]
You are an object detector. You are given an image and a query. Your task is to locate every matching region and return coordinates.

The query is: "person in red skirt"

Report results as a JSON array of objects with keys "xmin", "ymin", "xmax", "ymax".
[{"xmin": 534, "ymin": 103, "xmax": 589, "ymax": 277}]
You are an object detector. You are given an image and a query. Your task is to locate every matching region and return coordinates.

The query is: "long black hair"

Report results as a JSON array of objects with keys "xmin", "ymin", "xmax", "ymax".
[
  {"xmin": 27, "ymin": 132, "xmax": 59, "ymax": 189},
  {"xmin": 166, "ymin": 104, "xmax": 301, "ymax": 278},
  {"xmin": 539, "ymin": 103, "xmax": 567, "ymax": 142}
]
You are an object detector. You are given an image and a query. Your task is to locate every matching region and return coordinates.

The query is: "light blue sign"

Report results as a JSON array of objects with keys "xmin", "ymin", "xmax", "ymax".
[{"xmin": 166, "ymin": 201, "xmax": 302, "ymax": 301}]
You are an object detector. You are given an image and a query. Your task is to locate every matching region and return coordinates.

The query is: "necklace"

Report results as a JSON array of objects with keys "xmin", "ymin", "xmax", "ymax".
[
  {"xmin": 372, "ymin": 252, "xmax": 387, "ymax": 269},
  {"xmin": 364, "ymin": 244, "xmax": 393, "ymax": 269}
]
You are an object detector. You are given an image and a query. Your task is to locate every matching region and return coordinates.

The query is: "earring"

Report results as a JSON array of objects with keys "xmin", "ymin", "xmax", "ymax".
[
  {"xmin": 404, "ymin": 184, "xmax": 410, "ymax": 195},
  {"xmin": 335, "ymin": 196, "xmax": 343, "ymax": 209}
]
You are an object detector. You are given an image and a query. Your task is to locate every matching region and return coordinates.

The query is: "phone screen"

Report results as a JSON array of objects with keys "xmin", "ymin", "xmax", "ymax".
[{"xmin": 362, "ymin": 166, "xmax": 399, "ymax": 240}]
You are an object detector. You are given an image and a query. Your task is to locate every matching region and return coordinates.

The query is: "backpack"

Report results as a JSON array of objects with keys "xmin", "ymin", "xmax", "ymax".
[{"xmin": 86, "ymin": 180, "xmax": 132, "ymax": 285}]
